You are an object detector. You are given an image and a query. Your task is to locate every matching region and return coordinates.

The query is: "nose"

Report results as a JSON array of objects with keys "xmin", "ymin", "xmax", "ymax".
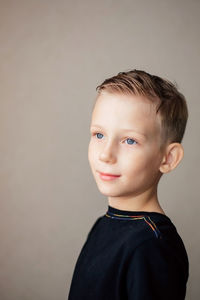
[{"xmin": 99, "ymin": 142, "xmax": 117, "ymax": 164}]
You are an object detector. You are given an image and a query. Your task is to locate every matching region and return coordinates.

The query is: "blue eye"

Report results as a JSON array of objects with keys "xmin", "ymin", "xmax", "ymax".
[
  {"xmin": 96, "ymin": 133, "xmax": 104, "ymax": 139},
  {"xmin": 125, "ymin": 138, "xmax": 137, "ymax": 145},
  {"xmin": 92, "ymin": 133, "xmax": 137, "ymax": 145}
]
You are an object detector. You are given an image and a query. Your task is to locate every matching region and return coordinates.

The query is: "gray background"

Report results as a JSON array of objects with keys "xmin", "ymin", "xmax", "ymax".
[{"xmin": 0, "ymin": 0, "xmax": 199, "ymax": 299}]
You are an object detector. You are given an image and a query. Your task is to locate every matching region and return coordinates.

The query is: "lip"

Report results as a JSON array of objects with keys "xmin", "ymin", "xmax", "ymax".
[{"xmin": 98, "ymin": 171, "xmax": 121, "ymax": 181}]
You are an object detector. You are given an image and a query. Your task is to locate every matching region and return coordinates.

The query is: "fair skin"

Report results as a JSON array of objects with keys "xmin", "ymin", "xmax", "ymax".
[{"xmin": 88, "ymin": 91, "xmax": 184, "ymax": 215}]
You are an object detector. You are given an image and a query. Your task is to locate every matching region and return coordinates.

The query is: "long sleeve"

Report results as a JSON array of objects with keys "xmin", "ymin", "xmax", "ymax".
[{"xmin": 126, "ymin": 237, "xmax": 188, "ymax": 300}]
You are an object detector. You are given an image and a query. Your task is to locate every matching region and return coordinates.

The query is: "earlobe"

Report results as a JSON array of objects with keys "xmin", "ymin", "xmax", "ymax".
[{"xmin": 159, "ymin": 143, "xmax": 184, "ymax": 174}]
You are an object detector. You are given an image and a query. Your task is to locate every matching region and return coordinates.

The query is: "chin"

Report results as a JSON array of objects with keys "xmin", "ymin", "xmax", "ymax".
[
  {"xmin": 95, "ymin": 183, "xmax": 124, "ymax": 197},
  {"xmin": 98, "ymin": 190, "xmax": 121, "ymax": 197}
]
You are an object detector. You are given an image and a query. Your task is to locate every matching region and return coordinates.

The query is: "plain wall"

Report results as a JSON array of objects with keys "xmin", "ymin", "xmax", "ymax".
[{"xmin": 0, "ymin": 0, "xmax": 199, "ymax": 299}]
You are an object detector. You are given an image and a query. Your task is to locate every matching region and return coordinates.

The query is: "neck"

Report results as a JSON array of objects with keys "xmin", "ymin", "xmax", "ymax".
[{"xmin": 108, "ymin": 188, "xmax": 165, "ymax": 215}]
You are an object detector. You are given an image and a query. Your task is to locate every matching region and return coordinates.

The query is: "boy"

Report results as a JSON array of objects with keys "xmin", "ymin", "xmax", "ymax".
[{"xmin": 68, "ymin": 69, "xmax": 189, "ymax": 299}]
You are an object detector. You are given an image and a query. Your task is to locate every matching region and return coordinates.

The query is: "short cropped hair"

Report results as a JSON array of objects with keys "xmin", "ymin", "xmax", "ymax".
[{"xmin": 95, "ymin": 69, "xmax": 188, "ymax": 151}]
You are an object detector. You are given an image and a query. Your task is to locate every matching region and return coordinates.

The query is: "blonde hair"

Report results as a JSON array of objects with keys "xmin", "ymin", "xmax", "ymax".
[{"xmin": 96, "ymin": 69, "xmax": 188, "ymax": 151}]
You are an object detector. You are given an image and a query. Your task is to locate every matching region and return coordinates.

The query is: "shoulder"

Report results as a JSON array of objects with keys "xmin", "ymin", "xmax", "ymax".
[
  {"xmin": 86, "ymin": 215, "xmax": 104, "ymax": 239},
  {"xmin": 133, "ymin": 236, "xmax": 178, "ymax": 263},
  {"xmin": 124, "ymin": 213, "xmax": 187, "ymax": 253},
  {"xmin": 123, "ymin": 215, "xmax": 189, "ymax": 278},
  {"xmin": 128, "ymin": 236, "xmax": 189, "ymax": 283}
]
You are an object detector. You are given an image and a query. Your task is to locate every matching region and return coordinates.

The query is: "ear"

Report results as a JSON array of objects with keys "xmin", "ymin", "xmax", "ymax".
[{"xmin": 159, "ymin": 143, "xmax": 184, "ymax": 174}]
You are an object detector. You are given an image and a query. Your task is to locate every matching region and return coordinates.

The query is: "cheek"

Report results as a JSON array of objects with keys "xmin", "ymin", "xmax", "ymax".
[
  {"xmin": 88, "ymin": 142, "xmax": 93, "ymax": 164},
  {"xmin": 120, "ymin": 148, "xmax": 159, "ymax": 174},
  {"xmin": 137, "ymin": 152, "xmax": 162, "ymax": 178},
  {"xmin": 119, "ymin": 149, "xmax": 145, "ymax": 166},
  {"xmin": 88, "ymin": 141, "xmax": 97, "ymax": 165},
  {"xmin": 125, "ymin": 159, "xmax": 146, "ymax": 175}
]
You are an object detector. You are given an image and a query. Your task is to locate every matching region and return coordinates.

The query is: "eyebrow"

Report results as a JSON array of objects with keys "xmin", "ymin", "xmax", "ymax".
[{"xmin": 90, "ymin": 124, "xmax": 147, "ymax": 138}]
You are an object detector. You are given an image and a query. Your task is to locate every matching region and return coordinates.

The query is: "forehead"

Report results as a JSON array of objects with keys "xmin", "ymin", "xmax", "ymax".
[{"xmin": 91, "ymin": 92, "xmax": 161, "ymax": 137}]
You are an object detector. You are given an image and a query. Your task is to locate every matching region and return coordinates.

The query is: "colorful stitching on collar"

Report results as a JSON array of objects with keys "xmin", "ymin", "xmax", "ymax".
[{"xmin": 105, "ymin": 212, "xmax": 162, "ymax": 239}]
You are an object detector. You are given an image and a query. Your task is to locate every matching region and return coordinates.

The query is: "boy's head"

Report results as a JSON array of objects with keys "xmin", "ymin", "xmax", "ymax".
[
  {"xmin": 95, "ymin": 70, "xmax": 188, "ymax": 153},
  {"xmin": 88, "ymin": 70, "xmax": 188, "ymax": 203}
]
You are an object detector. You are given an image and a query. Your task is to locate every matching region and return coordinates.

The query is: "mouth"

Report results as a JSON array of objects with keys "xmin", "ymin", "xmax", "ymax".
[{"xmin": 97, "ymin": 171, "xmax": 121, "ymax": 181}]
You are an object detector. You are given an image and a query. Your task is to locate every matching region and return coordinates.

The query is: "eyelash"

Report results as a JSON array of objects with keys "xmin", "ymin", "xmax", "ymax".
[{"xmin": 91, "ymin": 132, "xmax": 138, "ymax": 145}]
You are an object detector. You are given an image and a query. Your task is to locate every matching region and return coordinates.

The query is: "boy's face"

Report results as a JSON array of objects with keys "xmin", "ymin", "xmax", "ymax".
[{"xmin": 88, "ymin": 91, "xmax": 165, "ymax": 200}]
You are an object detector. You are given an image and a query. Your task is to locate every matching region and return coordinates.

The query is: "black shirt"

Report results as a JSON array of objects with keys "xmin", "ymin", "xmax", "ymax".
[{"xmin": 68, "ymin": 205, "xmax": 189, "ymax": 300}]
